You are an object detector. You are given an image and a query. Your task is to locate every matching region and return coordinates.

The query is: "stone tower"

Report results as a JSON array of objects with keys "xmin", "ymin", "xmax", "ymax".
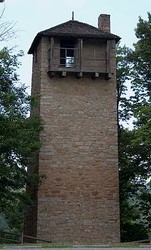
[{"xmin": 25, "ymin": 14, "xmax": 121, "ymax": 243}]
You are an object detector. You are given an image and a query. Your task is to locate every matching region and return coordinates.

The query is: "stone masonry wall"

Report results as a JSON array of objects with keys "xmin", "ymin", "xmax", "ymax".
[{"xmin": 31, "ymin": 37, "xmax": 120, "ymax": 243}]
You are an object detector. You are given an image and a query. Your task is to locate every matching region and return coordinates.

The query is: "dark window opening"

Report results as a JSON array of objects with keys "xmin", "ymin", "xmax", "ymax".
[{"xmin": 60, "ymin": 39, "xmax": 75, "ymax": 67}]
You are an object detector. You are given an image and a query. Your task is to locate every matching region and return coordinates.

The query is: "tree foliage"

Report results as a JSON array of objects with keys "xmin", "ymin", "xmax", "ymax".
[
  {"xmin": 0, "ymin": 7, "xmax": 16, "ymax": 42},
  {"xmin": 118, "ymin": 13, "xmax": 151, "ymax": 241},
  {"xmin": 0, "ymin": 47, "xmax": 42, "ymax": 231},
  {"xmin": 116, "ymin": 44, "xmax": 132, "ymax": 122}
]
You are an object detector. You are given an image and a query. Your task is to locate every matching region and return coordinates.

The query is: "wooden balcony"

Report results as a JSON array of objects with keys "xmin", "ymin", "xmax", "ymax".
[{"xmin": 47, "ymin": 45, "xmax": 113, "ymax": 79}]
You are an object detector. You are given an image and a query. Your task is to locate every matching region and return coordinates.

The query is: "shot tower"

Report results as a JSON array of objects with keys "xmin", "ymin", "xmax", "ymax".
[{"xmin": 25, "ymin": 14, "xmax": 121, "ymax": 243}]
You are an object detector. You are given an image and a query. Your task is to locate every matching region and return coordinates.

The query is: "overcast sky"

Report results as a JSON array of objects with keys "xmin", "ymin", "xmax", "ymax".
[{"xmin": 0, "ymin": 0, "xmax": 150, "ymax": 90}]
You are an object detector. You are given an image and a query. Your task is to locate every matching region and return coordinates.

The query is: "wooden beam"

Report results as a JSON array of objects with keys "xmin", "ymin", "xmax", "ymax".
[
  {"xmin": 106, "ymin": 72, "xmax": 112, "ymax": 80},
  {"xmin": 61, "ymin": 71, "xmax": 66, "ymax": 77},
  {"xmin": 48, "ymin": 71, "xmax": 55, "ymax": 77},
  {"xmin": 50, "ymin": 37, "xmax": 54, "ymax": 70},
  {"xmin": 95, "ymin": 72, "xmax": 99, "ymax": 78},
  {"xmin": 78, "ymin": 39, "xmax": 83, "ymax": 71},
  {"xmin": 106, "ymin": 40, "xmax": 112, "ymax": 74},
  {"xmin": 76, "ymin": 72, "xmax": 83, "ymax": 78}
]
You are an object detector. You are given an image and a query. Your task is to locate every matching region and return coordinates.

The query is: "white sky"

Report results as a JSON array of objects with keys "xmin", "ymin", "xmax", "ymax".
[{"xmin": 0, "ymin": 0, "xmax": 150, "ymax": 91}]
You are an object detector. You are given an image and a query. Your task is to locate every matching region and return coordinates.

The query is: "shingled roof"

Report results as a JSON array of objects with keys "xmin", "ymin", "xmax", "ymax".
[{"xmin": 28, "ymin": 20, "xmax": 120, "ymax": 54}]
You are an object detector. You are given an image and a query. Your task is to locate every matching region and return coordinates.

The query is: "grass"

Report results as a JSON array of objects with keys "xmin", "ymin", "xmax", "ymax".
[{"xmin": 0, "ymin": 242, "xmax": 150, "ymax": 249}]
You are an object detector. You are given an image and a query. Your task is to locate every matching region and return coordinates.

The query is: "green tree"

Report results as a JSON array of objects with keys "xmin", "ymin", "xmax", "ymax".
[
  {"xmin": 128, "ymin": 13, "xmax": 151, "ymax": 231},
  {"xmin": 116, "ymin": 44, "xmax": 132, "ymax": 122},
  {"xmin": 117, "ymin": 13, "xmax": 151, "ymax": 241},
  {"xmin": 0, "ymin": 47, "xmax": 42, "ymax": 233}
]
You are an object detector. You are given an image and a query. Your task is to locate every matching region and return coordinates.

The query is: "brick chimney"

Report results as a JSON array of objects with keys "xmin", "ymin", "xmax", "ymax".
[{"xmin": 98, "ymin": 14, "xmax": 110, "ymax": 33}]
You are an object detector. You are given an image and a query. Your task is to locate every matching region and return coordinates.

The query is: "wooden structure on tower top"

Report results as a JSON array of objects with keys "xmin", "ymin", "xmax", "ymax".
[{"xmin": 28, "ymin": 16, "xmax": 120, "ymax": 79}]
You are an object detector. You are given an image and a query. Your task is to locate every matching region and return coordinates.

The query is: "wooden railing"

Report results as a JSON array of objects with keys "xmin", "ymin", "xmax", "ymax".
[{"xmin": 48, "ymin": 47, "xmax": 107, "ymax": 73}]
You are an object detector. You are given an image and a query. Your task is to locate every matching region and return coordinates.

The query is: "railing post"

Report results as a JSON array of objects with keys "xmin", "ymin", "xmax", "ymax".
[
  {"xmin": 50, "ymin": 37, "xmax": 54, "ymax": 70},
  {"xmin": 78, "ymin": 39, "xmax": 83, "ymax": 71},
  {"xmin": 106, "ymin": 40, "xmax": 111, "ymax": 73}
]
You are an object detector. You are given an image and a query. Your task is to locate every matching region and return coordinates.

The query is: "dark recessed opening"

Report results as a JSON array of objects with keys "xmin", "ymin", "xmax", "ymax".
[{"xmin": 60, "ymin": 39, "xmax": 75, "ymax": 67}]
